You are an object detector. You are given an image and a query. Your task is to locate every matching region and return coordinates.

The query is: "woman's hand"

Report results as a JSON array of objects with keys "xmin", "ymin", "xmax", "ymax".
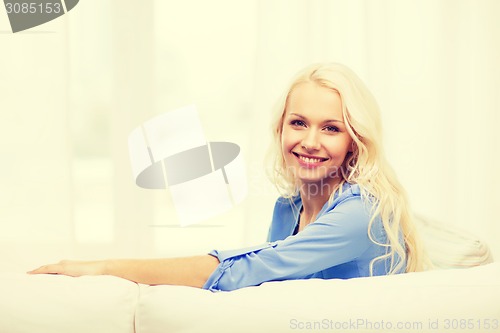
[
  {"xmin": 27, "ymin": 260, "xmax": 107, "ymax": 277},
  {"xmin": 27, "ymin": 255, "xmax": 219, "ymax": 287}
]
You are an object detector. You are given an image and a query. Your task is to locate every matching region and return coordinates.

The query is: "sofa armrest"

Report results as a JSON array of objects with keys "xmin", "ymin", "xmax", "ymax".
[{"xmin": 0, "ymin": 273, "xmax": 139, "ymax": 333}]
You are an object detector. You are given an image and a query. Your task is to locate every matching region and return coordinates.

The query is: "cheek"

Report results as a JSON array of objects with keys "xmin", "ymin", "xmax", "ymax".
[
  {"xmin": 327, "ymin": 137, "xmax": 353, "ymax": 159},
  {"xmin": 339, "ymin": 139, "xmax": 354, "ymax": 159},
  {"xmin": 339, "ymin": 138, "xmax": 352, "ymax": 154}
]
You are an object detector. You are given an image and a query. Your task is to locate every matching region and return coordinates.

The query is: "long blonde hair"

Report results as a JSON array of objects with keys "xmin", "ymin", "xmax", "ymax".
[{"xmin": 268, "ymin": 62, "xmax": 427, "ymax": 274}]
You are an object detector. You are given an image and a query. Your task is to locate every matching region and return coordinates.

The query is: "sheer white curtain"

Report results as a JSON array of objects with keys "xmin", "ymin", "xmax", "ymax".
[{"xmin": 1, "ymin": 0, "xmax": 498, "ymax": 272}]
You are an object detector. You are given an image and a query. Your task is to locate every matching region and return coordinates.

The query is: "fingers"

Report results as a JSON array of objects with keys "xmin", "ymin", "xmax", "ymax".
[
  {"xmin": 27, "ymin": 264, "xmax": 59, "ymax": 275},
  {"xmin": 27, "ymin": 260, "xmax": 104, "ymax": 277},
  {"xmin": 27, "ymin": 262, "xmax": 65, "ymax": 275}
]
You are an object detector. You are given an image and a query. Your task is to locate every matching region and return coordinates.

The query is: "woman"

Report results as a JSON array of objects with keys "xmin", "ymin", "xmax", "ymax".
[{"xmin": 29, "ymin": 62, "xmax": 426, "ymax": 291}]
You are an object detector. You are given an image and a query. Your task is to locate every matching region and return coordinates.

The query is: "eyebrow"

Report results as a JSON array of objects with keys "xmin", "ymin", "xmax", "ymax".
[{"xmin": 289, "ymin": 113, "xmax": 344, "ymax": 124}]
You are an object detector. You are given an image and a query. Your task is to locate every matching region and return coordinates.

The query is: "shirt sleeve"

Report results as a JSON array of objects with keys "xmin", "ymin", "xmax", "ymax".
[{"xmin": 202, "ymin": 195, "xmax": 375, "ymax": 292}]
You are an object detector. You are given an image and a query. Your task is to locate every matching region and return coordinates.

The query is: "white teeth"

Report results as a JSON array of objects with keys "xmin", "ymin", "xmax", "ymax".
[{"xmin": 299, "ymin": 156, "xmax": 322, "ymax": 163}]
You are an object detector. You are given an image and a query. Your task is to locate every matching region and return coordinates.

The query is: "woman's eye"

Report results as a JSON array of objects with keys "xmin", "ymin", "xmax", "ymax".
[
  {"xmin": 324, "ymin": 126, "xmax": 339, "ymax": 132},
  {"xmin": 290, "ymin": 120, "xmax": 306, "ymax": 127}
]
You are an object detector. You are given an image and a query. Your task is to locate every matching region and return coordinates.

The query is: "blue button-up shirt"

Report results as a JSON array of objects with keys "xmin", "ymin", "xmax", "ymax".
[{"xmin": 203, "ymin": 183, "xmax": 405, "ymax": 291}]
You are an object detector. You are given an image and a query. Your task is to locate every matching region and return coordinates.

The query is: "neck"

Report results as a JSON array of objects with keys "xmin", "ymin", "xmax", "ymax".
[{"xmin": 299, "ymin": 180, "xmax": 340, "ymax": 223}]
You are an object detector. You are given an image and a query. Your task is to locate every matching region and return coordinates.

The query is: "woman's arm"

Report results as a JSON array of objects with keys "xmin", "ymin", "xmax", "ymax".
[
  {"xmin": 28, "ymin": 255, "xmax": 220, "ymax": 288},
  {"xmin": 204, "ymin": 197, "xmax": 377, "ymax": 291}
]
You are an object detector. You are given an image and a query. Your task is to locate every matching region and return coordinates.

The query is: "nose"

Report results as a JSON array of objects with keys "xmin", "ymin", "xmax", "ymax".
[{"xmin": 301, "ymin": 129, "xmax": 321, "ymax": 151}]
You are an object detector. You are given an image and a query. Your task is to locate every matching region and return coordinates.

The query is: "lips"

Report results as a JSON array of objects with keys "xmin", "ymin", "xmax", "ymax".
[{"xmin": 292, "ymin": 152, "xmax": 329, "ymax": 165}]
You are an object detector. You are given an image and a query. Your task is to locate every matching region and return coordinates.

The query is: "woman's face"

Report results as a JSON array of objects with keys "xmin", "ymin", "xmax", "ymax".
[{"xmin": 281, "ymin": 82, "xmax": 353, "ymax": 192}]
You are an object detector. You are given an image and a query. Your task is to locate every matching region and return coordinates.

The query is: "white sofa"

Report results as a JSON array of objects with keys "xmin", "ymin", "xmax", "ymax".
[
  {"xmin": 0, "ymin": 263, "xmax": 499, "ymax": 333},
  {"xmin": 1, "ymin": 217, "xmax": 498, "ymax": 333}
]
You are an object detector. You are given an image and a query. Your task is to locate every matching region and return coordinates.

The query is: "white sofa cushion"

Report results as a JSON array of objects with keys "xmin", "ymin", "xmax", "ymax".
[
  {"xmin": 135, "ymin": 262, "xmax": 500, "ymax": 333},
  {"xmin": 0, "ymin": 273, "xmax": 139, "ymax": 333},
  {"xmin": 415, "ymin": 215, "xmax": 494, "ymax": 268}
]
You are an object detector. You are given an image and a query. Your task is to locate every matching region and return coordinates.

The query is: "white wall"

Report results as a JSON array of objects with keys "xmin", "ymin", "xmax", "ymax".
[
  {"xmin": 0, "ymin": 8, "xmax": 74, "ymax": 269},
  {"xmin": 0, "ymin": 0, "xmax": 498, "ymax": 272}
]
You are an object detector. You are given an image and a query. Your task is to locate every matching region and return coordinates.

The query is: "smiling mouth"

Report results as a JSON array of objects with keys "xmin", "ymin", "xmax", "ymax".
[{"xmin": 293, "ymin": 152, "xmax": 329, "ymax": 164}]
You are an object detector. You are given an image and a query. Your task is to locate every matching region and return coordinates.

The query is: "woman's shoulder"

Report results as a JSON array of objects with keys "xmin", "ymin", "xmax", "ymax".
[
  {"xmin": 338, "ymin": 182, "xmax": 361, "ymax": 198},
  {"xmin": 321, "ymin": 182, "xmax": 378, "ymax": 222},
  {"xmin": 274, "ymin": 193, "xmax": 301, "ymax": 208},
  {"xmin": 328, "ymin": 182, "xmax": 362, "ymax": 207},
  {"xmin": 273, "ymin": 195, "xmax": 301, "ymax": 221}
]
